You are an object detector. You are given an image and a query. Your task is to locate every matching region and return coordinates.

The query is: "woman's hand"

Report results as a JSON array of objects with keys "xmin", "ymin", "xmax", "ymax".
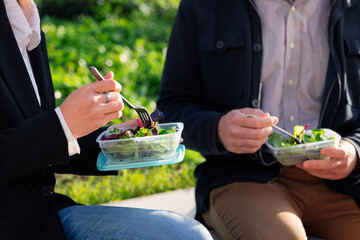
[
  {"xmin": 60, "ymin": 72, "xmax": 124, "ymax": 138},
  {"xmin": 217, "ymin": 108, "xmax": 278, "ymax": 154},
  {"xmin": 296, "ymin": 140, "xmax": 358, "ymax": 180}
]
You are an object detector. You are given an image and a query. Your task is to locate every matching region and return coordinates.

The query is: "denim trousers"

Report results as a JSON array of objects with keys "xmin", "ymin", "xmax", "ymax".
[{"xmin": 59, "ymin": 205, "xmax": 213, "ymax": 240}]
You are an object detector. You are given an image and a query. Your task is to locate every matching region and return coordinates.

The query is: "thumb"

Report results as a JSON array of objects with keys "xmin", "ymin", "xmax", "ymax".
[{"xmin": 104, "ymin": 71, "xmax": 114, "ymax": 80}]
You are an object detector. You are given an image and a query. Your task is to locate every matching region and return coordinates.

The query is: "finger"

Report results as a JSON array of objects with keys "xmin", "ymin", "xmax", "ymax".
[
  {"xmin": 225, "ymin": 122, "xmax": 272, "ymax": 140},
  {"xmin": 92, "ymin": 79, "xmax": 122, "ymax": 93},
  {"xmin": 104, "ymin": 110, "xmax": 123, "ymax": 120},
  {"xmin": 104, "ymin": 71, "xmax": 114, "ymax": 80},
  {"xmin": 302, "ymin": 159, "xmax": 347, "ymax": 170},
  {"xmin": 101, "ymin": 99, "xmax": 124, "ymax": 114},
  {"xmin": 237, "ymin": 109, "xmax": 278, "ymax": 127},
  {"xmin": 296, "ymin": 163, "xmax": 346, "ymax": 179},
  {"xmin": 239, "ymin": 126, "xmax": 273, "ymax": 140},
  {"xmin": 320, "ymin": 147, "xmax": 347, "ymax": 159},
  {"xmin": 99, "ymin": 91, "xmax": 121, "ymax": 104},
  {"xmin": 240, "ymin": 115, "xmax": 278, "ymax": 129},
  {"xmin": 240, "ymin": 108, "xmax": 279, "ymax": 123},
  {"xmin": 240, "ymin": 108, "xmax": 267, "ymax": 117},
  {"xmin": 227, "ymin": 137, "xmax": 268, "ymax": 153},
  {"xmin": 103, "ymin": 92, "xmax": 111, "ymax": 104}
]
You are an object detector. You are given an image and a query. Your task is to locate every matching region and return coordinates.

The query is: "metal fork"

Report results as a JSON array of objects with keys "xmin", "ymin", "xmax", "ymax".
[
  {"xmin": 246, "ymin": 113, "xmax": 302, "ymax": 143},
  {"xmin": 89, "ymin": 66, "xmax": 154, "ymax": 128}
]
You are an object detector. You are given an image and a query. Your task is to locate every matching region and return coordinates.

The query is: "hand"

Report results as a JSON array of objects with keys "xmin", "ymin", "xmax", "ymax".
[
  {"xmin": 60, "ymin": 72, "xmax": 124, "ymax": 138},
  {"xmin": 217, "ymin": 108, "xmax": 278, "ymax": 154},
  {"xmin": 107, "ymin": 119, "xmax": 140, "ymax": 131},
  {"xmin": 296, "ymin": 140, "xmax": 358, "ymax": 180}
]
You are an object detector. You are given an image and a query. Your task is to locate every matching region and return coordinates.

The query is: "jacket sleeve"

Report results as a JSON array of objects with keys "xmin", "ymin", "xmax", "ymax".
[
  {"xmin": 52, "ymin": 128, "xmax": 118, "ymax": 176},
  {"xmin": 0, "ymin": 110, "xmax": 70, "ymax": 186},
  {"xmin": 0, "ymin": 111, "xmax": 116, "ymax": 186},
  {"xmin": 157, "ymin": 1, "xmax": 225, "ymax": 156}
]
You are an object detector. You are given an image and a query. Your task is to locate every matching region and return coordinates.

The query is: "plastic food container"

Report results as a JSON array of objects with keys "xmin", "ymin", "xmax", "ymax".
[
  {"xmin": 265, "ymin": 128, "xmax": 341, "ymax": 166},
  {"xmin": 96, "ymin": 122, "xmax": 184, "ymax": 163},
  {"xmin": 96, "ymin": 144, "xmax": 185, "ymax": 171}
]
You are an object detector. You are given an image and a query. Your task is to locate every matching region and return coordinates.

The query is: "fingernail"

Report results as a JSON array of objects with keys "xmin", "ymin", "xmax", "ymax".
[{"xmin": 304, "ymin": 162, "xmax": 311, "ymax": 168}]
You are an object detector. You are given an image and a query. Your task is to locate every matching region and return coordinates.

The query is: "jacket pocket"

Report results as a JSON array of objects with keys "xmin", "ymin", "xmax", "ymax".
[
  {"xmin": 198, "ymin": 29, "xmax": 245, "ymax": 53},
  {"xmin": 197, "ymin": 30, "xmax": 248, "ymax": 109}
]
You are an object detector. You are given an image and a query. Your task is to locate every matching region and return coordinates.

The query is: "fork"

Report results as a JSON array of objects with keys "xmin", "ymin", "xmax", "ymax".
[
  {"xmin": 245, "ymin": 113, "xmax": 302, "ymax": 143},
  {"xmin": 89, "ymin": 66, "xmax": 154, "ymax": 128}
]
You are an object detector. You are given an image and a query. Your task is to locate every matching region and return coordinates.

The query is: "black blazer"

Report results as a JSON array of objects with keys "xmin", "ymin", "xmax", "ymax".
[{"xmin": 0, "ymin": 1, "xmax": 116, "ymax": 239}]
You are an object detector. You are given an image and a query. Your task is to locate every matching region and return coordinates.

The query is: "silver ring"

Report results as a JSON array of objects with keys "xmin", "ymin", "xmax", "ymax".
[{"xmin": 104, "ymin": 92, "xmax": 111, "ymax": 103}]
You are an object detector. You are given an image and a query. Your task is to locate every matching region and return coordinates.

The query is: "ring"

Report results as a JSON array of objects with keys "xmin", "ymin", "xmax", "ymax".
[{"xmin": 104, "ymin": 92, "xmax": 111, "ymax": 103}]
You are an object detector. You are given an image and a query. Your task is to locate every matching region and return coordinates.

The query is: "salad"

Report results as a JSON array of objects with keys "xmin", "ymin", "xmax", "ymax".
[
  {"xmin": 97, "ymin": 110, "xmax": 183, "ymax": 162},
  {"xmin": 268, "ymin": 125, "xmax": 335, "ymax": 148},
  {"xmin": 101, "ymin": 109, "xmax": 166, "ymax": 141},
  {"xmin": 265, "ymin": 126, "xmax": 341, "ymax": 166}
]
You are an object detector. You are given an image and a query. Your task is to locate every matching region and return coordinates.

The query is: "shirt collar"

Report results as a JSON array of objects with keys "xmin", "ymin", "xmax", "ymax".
[{"xmin": 3, "ymin": 0, "xmax": 41, "ymax": 52}]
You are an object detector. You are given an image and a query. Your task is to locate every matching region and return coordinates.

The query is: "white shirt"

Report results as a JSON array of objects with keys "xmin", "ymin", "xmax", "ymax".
[
  {"xmin": 253, "ymin": 0, "xmax": 330, "ymax": 132},
  {"xmin": 4, "ymin": 0, "xmax": 80, "ymax": 155}
]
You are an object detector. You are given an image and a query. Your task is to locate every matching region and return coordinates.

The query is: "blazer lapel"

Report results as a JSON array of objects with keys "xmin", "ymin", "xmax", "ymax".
[
  {"xmin": 28, "ymin": 34, "xmax": 56, "ymax": 112},
  {"xmin": 0, "ymin": 0, "xmax": 42, "ymax": 118}
]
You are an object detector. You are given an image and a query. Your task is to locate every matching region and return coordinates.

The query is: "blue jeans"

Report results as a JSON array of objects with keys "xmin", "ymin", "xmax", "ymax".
[{"xmin": 59, "ymin": 205, "xmax": 213, "ymax": 240}]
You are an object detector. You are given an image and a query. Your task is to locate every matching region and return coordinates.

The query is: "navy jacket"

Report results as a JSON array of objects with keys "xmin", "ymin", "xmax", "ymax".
[
  {"xmin": 157, "ymin": 0, "xmax": 360, "ymax": 220},
  {"xmin": 0, "ymin": 1, "xmax": 116, "ymax": 239}
]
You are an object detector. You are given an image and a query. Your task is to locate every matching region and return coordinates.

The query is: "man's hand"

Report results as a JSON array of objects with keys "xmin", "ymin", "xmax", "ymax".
[
  {"xmin": 60, "ymin": 72, "xmax": 124, "ymax": 138},
  {"xmin": 217, "ymin": 108, "xmax": 278, "ymax": 154},
  {"xmin": 296, "ymin": 140, "xmax": 358, "ymax": 180}
]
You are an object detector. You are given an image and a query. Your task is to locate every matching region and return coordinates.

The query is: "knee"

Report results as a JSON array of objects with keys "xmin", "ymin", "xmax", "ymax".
[
  {"xmin": 246, "ymin": 212, "xmax": 307, "ymax": 240},
  {"xmin": 151, "ymin": 210, "xmax": 212, "ymax": 240}
]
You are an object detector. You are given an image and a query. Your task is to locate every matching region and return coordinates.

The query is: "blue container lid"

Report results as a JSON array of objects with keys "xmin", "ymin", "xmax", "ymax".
[{"xmin": 97, "ymin": 144, "xmax": 185, "ymax": 171}]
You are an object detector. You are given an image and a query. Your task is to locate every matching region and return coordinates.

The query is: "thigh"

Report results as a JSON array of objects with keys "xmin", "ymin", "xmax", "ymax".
[
  {"xmin": 305, "ymin": 189, "xmax": 360, "ymax": 240},
  {"xmin": 203, "ymin": 182, "xmax": 307, "ymax": 240},
  {"xmin": 59, "ymin": 205, "xmax": 212, "ymax": 240}
]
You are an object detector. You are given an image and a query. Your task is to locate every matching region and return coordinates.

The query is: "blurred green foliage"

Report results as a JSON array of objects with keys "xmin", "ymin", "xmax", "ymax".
[
  {"xmin": 37, "ymin": 0, "xmax": 179, "ymax": 121},
  {"xmin": 33, "ymin": 0, "xmax": 206, "ymax": 204},
  {"xmin": 35, "ymin": 0, "xmax": 179, "ymax": 22},
  {"xmin": 56, "ymin": 150, "xmax": 205, "ymax": 205}
]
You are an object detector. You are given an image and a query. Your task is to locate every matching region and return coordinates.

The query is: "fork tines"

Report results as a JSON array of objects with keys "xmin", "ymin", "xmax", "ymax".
[{"xmin": 138, "ymin": 108, "xmax": 153, "ymax": 128}]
